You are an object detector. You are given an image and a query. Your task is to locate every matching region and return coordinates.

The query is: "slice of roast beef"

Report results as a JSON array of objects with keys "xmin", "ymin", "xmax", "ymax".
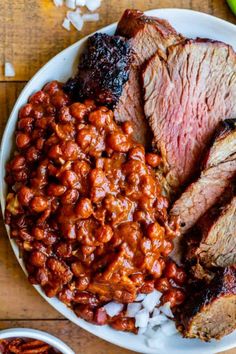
[
  {"xmin": 116, "ymin": 9, "xmax": 183, "ymax": 66},
  {"xmin": 183, "ymin": 185, "xmax": 235, "ymax": 264},
  {"xmin": 63, "ymin": 33, "xmax": 132, "ymax": 107},
  {"xmin": 113, "ymin": 66, "xmax": 150, "ymax": 145},
  {"xmin": 179, "ymin": 267, "xmax": 236, "ymax": 340},
  {"xmin": 170, "ymin": 154, "xmax": 236, "ymax": 264},
  {"xmin": 195, "ymin": 196, "xmax": 236, "ymax": 267},
  {"xmin": 171, "ymin": 153, "xmax": 236, "ymax": 233},
  {"xmin": 115, "ymin": 9, "xmax": 183, "ymax": 146},
  {"xmin": 143, "ymin": 39, "xmax": 236, "ymax": 191},
  {"xmin": 171, "ymin": 120, "xmax": 236, "ymax": 234},
  {"xmin": 204, "ymin": 119, "xmax": 236, "ymax": 169}
]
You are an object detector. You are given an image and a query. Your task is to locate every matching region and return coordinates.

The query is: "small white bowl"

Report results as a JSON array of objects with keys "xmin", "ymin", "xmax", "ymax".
[{"xmin": 0, "ymin": 328, "xmax": 75, "ymax": 354}]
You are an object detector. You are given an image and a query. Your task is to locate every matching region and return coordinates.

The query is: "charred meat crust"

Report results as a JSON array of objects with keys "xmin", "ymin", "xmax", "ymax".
[
  {"xmin": 63, "ymin": 33, "xmax": 132, "ymax": 107},
  {"xmin": 116, "ymin": 9, "xmax": 181, "ymax": 40},
  {"xmin": 179, "ymin": 267, "xmax": 236, "ymax": 340}
]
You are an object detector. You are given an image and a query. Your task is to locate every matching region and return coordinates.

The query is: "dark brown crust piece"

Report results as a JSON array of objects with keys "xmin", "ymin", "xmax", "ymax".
[
  {"xmin": 116, "ymin": 9, "xmax": 181, "ymax": 40},
  {"xmin": 179, "ymin": 267, "xmax": 236, "ymax": 340}
]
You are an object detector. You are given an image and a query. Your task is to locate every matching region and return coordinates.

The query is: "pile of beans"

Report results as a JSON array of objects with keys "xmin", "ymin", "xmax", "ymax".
[
  {"xmin": 5, "ymin": 81, "xmax": 186, "ymax": 332},
  {"xmin": 0, "ymin": 338, "xmax": 60, "ymax": 353}
]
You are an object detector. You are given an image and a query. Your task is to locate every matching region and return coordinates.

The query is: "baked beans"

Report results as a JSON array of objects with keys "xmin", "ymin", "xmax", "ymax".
[
  {"xmin": 0, "ymin": 338, "xmax": 61, "ymax": 354},
  {"xmin": 5, "ymin": 81, "xmax": 185, "ymax": 331}
]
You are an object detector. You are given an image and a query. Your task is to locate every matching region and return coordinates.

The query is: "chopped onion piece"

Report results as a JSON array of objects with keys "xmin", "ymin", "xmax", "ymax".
[
  {"xmin": 62, "ymin": 17, "xmax": 71, "ymax": 30},
  {"xmin": 142, "ymin": 290, "xmax": 162, "ymax": 312},
  {"xmin": 53, "ymin": 0, "xmax": 63, "ymax": 7},
  {"xmin": 159, "ymin": 302, "xmax": 174, "ymax": 318},
  {"xmin": 161, "ymin": 320, "xmax": 178, "ymax": 336},
  {"xmin": 144, "ymin": 326, "xmax": 157, "ymax": 338},
  {"xmin": 5, "ymin": 62, "xmax": 15, "ymax": 77},
  {"xmin": 82, "ymin": 13, "xmax": 99, "ymax": 22},
  {"xmin": 135, "ymin": 293, "xmax": 146, "ymax": 302},
  {"xmin": 138, "ymin": 327, "xmax": 146, "ymax": 335},
  {"xmin": 103, "ymin": 302, "xmax": 123, "ymax": 317},
  {"xmin": 66, "ymin": 0, "xmax": 76, "ymax": 8},
  {"xmin": 152, "ymin": 307, "xmax": 160, "ymax": 317},
  {"xmin": 149, "ymin": 314, "xmax": 168, "ymax": 326},
  {"xmin": 86, "ymin": 0, "xmax": 101, "ymax": 12},
  {"xmin": 126, "ymin": 302, "xmax": 142, "ymax": 317},
  {"xmin": 146, "ymin": 331, "xmax": 165, "ymax": 349},
  {"xmin": 67, "ymin": 10, "xmax": 84, "ymax": 31},
  {"xmin": 135, "ymin": 308, "xmax": 149, "ymax": 328},
  {"xmin": 76, "ymin": 0, "xmax": 86, "ymax": 5}
]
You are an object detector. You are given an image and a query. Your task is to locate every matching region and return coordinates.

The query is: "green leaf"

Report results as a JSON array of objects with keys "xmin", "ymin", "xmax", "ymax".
[{"xmin": 227, "ymin": 0, "xmax": 236, "ymax": 15}]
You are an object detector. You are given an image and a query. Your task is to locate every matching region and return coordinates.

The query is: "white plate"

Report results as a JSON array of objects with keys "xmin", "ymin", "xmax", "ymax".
[
  {"xmin": 0, "ymin": 9, "xmax": 236, "ymax": 354},
  {"xmin": 0, "ymin": 328, "xmax": 75, "ymax": 354}
]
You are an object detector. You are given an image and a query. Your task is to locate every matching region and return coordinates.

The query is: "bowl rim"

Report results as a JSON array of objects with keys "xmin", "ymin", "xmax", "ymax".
[
  {"xmin": 0, "ymin": 328, "xmax": 75, "ymax": 354},
  {"xmin": 0, "ymin": 8, "xmax": 236, "ymax": 354}
]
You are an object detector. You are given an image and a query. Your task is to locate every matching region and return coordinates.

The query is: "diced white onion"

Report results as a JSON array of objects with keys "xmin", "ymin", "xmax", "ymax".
[
  {"xmin": 149, "ymin": 314, "xmax": 168, "ymax": 326},
  {"xmin": 67, "ymin": 10, "xmax": 84, "ymax": 31},
  {"xmin": 76, "ymin": 0, "xmax": 86, "ymax": 5},
  {"xmin": 142, "ymin": 290, "xmax": 162, "ymax": 312},
  {"xmin": 126, "ymin": 302, "xmax": 142, "ymax": 317},
  {"xmin": 144, "ymin": 326, "xmax": 157, "ymax": 338},
  {"xmin": 5, "ymin": 62, "xmax": 15, "ymax": 77},
  {"xmin": 62, "ymin": 17, "xmax": 71, "ymax": 30},
  {"xmin": 135, "ymin": 308, "xmax": 149, "ymax": 328},
  {"xmin": 159, "ymin": 302, "xmax": 174, "ymax": 318},
  {"xmin": 53, "ymin": 0, "xmax": 63, "ymax": 7},
  {"xmin": 66, "ymin": 0, "xmax": 76, "ymax": 8},
  {"xmin": 82, "ymin": 13, "xmax": 99, "ymax": 22},
  {"xmin": 135, "ymin": 293, "xmax": 146, "ymax": 302},
  {"xmin": 152, "ymin": 307, "xmax": 160, "ymax": 317},
  {"xmin": 103, "ymin": 302, "xmax": 123, "ymax": 317},
  {"xmin": 146, "ymin": 331, "xmax": 165, "ymax": 349},
  {"xmin": 86, "ymin": 0, "xmax": 101, "ymax": 12},
  {"xmin": 138, "ymin": 327, "xmax": 146, "ymax": 335},
  {"xmin": 161, "ymin": 320, "xmax": 178, "ymax": 336},
  {"xmin": 103, "ymin": 292, "xmax": 178, "ymax": 350}
]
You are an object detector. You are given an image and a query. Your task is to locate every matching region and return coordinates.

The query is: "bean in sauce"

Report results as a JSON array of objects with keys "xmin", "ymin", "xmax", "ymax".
[{"xmin": 5, "ymin": 81, "xmax": 185, "ymax": 332}]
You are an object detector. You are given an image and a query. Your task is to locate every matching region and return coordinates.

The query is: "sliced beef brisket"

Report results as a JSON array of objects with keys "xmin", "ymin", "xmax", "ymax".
[
  {"xmin": 113, "ymin": 66, "xmax": 150, "ymax": 145},
  {"xmin": 171, "ymin": 120, "xmax": 236, "ymax": 234},
  {"xmin": 116, "ymin": 9, "xmax": 183, "ymax": 66},
  {"xmin": 204, "ymin": 119, "xmax": 236, "ymax": 169},
  {"xmin": 195, "ymin": 196, "xmax": 236, "ymax": 267},
  {"xmin": 115, "ymin": 9, "xmax": 183, "ymax": 146},
  {"xmin": 143, "ymin": 39, "xmax": 236, "ymax": 191},
  {"xmin": 171, "ymin": 153, "xmax": 236, "ymax": 234},
  {"xmin": 179, "ymin": 267, "xmax": 236, "ymax": 340}
]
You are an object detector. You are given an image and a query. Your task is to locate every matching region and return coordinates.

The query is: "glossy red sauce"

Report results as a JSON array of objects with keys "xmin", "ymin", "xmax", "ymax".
[{"xmin": 5, "ymin": 81, "xmax": 185, "ymax": 332}]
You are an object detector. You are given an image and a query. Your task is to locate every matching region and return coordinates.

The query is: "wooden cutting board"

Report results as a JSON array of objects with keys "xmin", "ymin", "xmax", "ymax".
[{"xmin": 0, "ymin": 1, "xmax": 235, "ymax": 353}]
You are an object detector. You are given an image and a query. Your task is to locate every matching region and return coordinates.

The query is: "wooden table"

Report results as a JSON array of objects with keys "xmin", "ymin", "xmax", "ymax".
[{"xmin": 0, "ymin": 1, "xmax": 235, "ymax": 353}]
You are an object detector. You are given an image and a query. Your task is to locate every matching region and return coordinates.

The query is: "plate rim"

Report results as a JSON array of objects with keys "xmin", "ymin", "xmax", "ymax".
[{"xmin": 1, "ymin": 8, "xmax": 236, "ymax": 354}]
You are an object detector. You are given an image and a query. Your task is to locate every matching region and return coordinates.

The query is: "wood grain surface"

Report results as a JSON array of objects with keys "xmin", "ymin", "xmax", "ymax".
[
  {"xmin": 0, "ymin": 0, "xmax": 235, "ymax": 82},
  {"xmin": 0, "ymin": 1, "xmax": 235, "ymax": 353}
]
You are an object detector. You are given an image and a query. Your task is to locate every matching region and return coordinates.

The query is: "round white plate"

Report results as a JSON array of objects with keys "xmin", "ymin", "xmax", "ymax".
[
  {"xmin": 0, "ymin": 9, "xmax": 236, "ymax": 354},
  {"xmin": 0, "ymin": 328, "xmax": 75, "ymax": 354}
]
